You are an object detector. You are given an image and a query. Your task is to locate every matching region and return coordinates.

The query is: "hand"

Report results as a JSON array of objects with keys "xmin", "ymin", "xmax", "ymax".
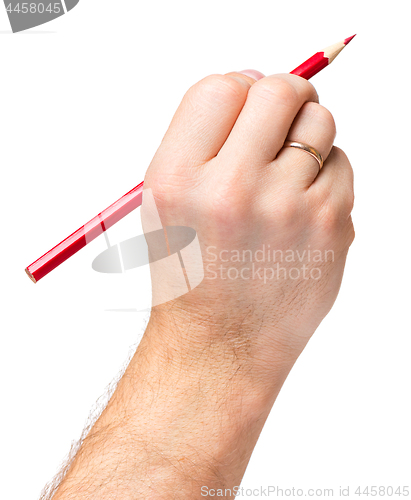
[
  {"xmin": 143, "ymin": 71, "xmax": 354, "ymax": 381},
  {"xmin": 49, "ymin": 71, "xmax": 354, "ymax": 500}
]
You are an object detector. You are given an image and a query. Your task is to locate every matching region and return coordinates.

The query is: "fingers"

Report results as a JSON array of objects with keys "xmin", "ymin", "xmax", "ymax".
[
  {"xmin": 216, "ymin": 73, "xmax": 319, "ymax": 167},
  {"xmin": 236, "ymin": 69, "xmax": 265, "ymax": 81},
  {"xmin": 308, "ymin": 146, "xmax": 355, "ymax": 222},
  {"xmin": 151, "ymin": 72, "xmax": 257, "ymax": 173},
  {"xmin": 148, "ymin": 71, "xmax": 346, "ymax": 222},
  {"xmin": 270, "ymin": 102, "xmax": 337, "ymax": 189}
]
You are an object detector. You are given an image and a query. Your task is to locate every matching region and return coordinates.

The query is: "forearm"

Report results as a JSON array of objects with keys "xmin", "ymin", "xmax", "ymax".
[
  {"xmin": 39, "ymin": 69, "xmax": 355, "ymax": 500},
  {"xmin": 51, "ymin": 306, "xmax": 296, "ymax": 500}
]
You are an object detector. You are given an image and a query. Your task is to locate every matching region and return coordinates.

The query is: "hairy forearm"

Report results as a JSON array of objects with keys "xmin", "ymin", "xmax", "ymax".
[
  {"xmin": 50, "ymin": 306, "xmax": 296, "ymax": 500},
  {"xmin": 39, "ymin": 68, "xmax": 355, "ymax": 500}
]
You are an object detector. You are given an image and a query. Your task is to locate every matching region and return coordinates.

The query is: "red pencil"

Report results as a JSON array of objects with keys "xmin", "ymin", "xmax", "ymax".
[
  {"xmin": 25, "ymin": 35, "xmax": 356, "ymax": 283},
  {"xmin": 291, "ymin": 34, "xmax": 356, "ymax": 79}
]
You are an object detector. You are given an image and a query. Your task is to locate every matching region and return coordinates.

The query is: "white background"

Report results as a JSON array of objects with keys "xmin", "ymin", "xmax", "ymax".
[{"xmin": 1, "ymin": 0, "xmax": 410, "ymax": 498}]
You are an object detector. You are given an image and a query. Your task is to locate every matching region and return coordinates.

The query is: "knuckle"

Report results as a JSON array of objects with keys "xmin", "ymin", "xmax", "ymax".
[
  {"xmin": 349, "ymin": 223, "xmax": 356, "ymax": 245},
  {"xmin": 347, "ymin": 221, "xmax": 356, "ymax": 246},
  {"xmin": 205, "ymin": 182, "xmax": 250, "ymax": 229},
  {"xmin": 256, "ymin": 194, "xmax": 300, "ymax": 229},
  {"xmin": 332, "ymin": 147, "xmax": 355, "ymax": 211},
  {"xmin": 187, "ymin": 74, "xmax": 247, "ymax": 106},
  {"xmin": 303, "ymin": 102, "xmax": 337, "ymax": 135},
  {"xmin": 314, "ymin": 198, "xmax": 355, "ymax": 251},
  {"xmin": 330, "ymin": 145, "xmax": 348, "ymax": 162},
  {"xmin": 250, "ymin": 76, "xmax": 300, "ymax": 107},
  {"xmin": 143, "ymin": 170, "xmax": 193, "ymax": 210},
  {"xmin": 273, "ymin": 198, "xmax": 300, "ymax": 224},
  {"xmin": 344, "ymin": 190, "xmax": 355, "ymax": 213},
  {"xmin": 143, "ymin": 174, "xmax": 176, "ymax": 209},
  {"xmin": 316, "ymin": 202, "xmax": 342, "ymax": 232},
  {"xmin": 316, "ymin": 204, "xmax": 355, "ymax": 251},
  {"xmin": 316, "ymin": 197, "xmax": 354, "ymax": 235}
]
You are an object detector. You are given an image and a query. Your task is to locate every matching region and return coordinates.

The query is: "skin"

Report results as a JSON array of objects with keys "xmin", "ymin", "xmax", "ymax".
[{"xmin": 46, "ymin": 71, "xmax": 354, "ymax": 499}]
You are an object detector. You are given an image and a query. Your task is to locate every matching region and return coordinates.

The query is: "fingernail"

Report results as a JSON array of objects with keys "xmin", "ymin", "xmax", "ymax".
[{"xmin": 238, "ymin": 69, "xmax": 265, "ymax": 81}]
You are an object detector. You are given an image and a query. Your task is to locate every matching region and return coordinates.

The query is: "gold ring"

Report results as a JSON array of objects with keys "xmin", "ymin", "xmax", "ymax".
[{"xmin": 283, "ymin": 140, "xmax": 324, "ymax": 170}]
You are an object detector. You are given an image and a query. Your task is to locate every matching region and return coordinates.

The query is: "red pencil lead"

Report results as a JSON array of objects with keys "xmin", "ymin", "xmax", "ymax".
[{"xmin": 344, "ymin": 34, "xmax": 356, "ymax": 46}]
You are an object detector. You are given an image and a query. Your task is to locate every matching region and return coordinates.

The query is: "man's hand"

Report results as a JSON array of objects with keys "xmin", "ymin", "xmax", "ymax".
[
  {"xmin": 143, "ymin": 71, "xmax": 354, "ymax": 378},
  {"xmin": 49, "ymin": 71, "xmax": 354, "ymax": 500}
]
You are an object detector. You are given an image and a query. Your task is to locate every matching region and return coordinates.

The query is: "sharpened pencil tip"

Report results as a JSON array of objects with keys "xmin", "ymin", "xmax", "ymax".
[{"xmin": 344, "ymin": 34, "xmax": 356, "ymax": 46}]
